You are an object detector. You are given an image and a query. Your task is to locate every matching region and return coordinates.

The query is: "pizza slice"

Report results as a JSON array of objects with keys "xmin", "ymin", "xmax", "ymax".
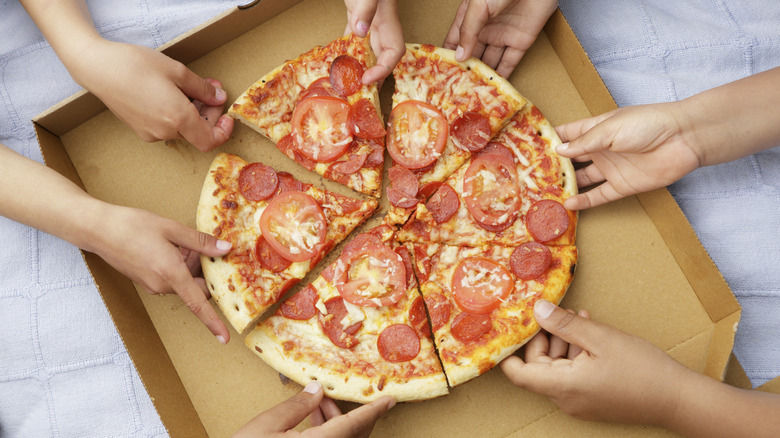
[
  {"xmin": 397, "ymin": 104, "xmax": 578, "ymax": 247},
  {"xmin": 229, "ymin": 34, "xmax": 385, "ymax": 197},
  {"xmin": 410, "ymin": 241, "xmax": 576, "ymax": 386},
  {"xmin": 245, "ymin": 225, "xmax": 449, "ymax": 403},
  {"xmin": 384, "ymin": 43, "xmax": 527, "ymax": 225},
  {"xmin": 196, "ymin": 153, "xmax": 378, "ymax": 333}
]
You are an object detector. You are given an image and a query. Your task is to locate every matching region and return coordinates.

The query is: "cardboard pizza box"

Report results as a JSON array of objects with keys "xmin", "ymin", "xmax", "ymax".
[{"xmin": 32, "ymin": 0, "xmax": 759, "ymax": 436}]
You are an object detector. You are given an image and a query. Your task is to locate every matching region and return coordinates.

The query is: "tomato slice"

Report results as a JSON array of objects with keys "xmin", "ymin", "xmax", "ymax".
[
  {"xmin": 463, "ymin": 154, "xmax": 522, "ymax": 230},
  {"xmin": 291, "ymin": 96, "xmax": 353, "ymax": 163},
  {"xmin": 386, "ymin": 100, "xmax": 448, "ymax": 169},
  {"xmin": 258, "ymin": 191, "xmax": 327, "ymax": 262},
  {"xmin": 335, "ymin": 243, "xmax": 407, "ymax": 307},
  {"xmin": 451, "ymin": 257, "xmax": 514, "ymax": 314}
]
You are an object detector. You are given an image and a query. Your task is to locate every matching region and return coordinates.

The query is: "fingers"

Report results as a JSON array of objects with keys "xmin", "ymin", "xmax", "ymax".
[
  {"xmin": 568, "ymin": 310, "xmax": 590, "ymax": 358},
  {"xmin": 174, "ymin": 72, "xmax": 234, "ymax": 151},
  {"xmin": 554, "ymin": 111, "xmax": 616, "ymax": 158},
  {"xmin": 346, "ymin": 0, "xmax": 378, "ymax": 37},
  {"xmin": 499, "ymin": 356, "xmax": 562, "ymax": 396},
  {"xmin": 310, "ymin": 396, "xmax": 342, "ymax": 427},
  {"xmin": 317, "ymin": 396, "xmax": 395, "ymax": 438},
  {"xmin": 166, "ymin": 222, "xmax": 232, "ymax": 258},
  {"xmin": 234, "ymin": 381, "xmax": 325, "ymax": 437},
  {"xmin": 563, "ymin": 182, "xmax": 623, "ymax": 211},
  {"xmin": 495, "ymin": 47, "xmax": 525, "ymax": 78},
  {"xmin": 455, "ymin": 0, "xmax": 490, "ymax": 62},
  {"xmin": 443, "ymin": 0, "xmax": 470, "ymax": 50},
  {"xmin": 533, "ymin": 300, "xmax": 600, "ymax": 354}
]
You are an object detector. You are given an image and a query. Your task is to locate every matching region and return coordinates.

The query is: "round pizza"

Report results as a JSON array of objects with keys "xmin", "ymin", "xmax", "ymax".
[{"xmin": 199, "ymin": 36, "xmax": 578, "ymax": 404}]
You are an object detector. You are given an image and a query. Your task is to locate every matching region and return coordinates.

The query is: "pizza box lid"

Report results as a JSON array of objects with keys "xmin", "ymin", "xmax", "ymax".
[{"xmin": 32, "ymin": 0, "xmax": 751, "ymax": 436}]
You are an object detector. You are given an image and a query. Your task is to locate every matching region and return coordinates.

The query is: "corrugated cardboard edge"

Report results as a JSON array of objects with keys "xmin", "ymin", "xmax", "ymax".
[{"xmin": 544, "ymin": 10, "xmax": 741, "ymax": 381}]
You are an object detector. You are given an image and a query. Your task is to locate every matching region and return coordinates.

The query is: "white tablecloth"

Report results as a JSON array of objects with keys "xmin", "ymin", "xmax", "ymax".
[{"xmin": 1, "ymin": 1, "xmax": 778, "ymax": 436}]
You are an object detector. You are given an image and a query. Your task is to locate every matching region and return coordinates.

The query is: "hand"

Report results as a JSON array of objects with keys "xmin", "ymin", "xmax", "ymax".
[
  {"xmin": 555, "ymin": 103, "xmax": 702, "ymax": 210},
  {"xmin": 500, "ymin": 300, "xmax": 689, "ymax": 425},
  {"xmin": 89, "ymin": 204, "xmax": 233, "ymax": 343},
  {"xmin": 72, "ymin": 39, "xmax": 234, "ymax": 152},
  {"xmin": 344, "ymin": 0, "xmax": 405, "ymax": 84},
  {"xmin": 443, "ymin": 0, "xmax": 557, "ymax": 77},
  {"xmin": 232, "ymin": 381, "xmax": 395, "ymax": 437}
]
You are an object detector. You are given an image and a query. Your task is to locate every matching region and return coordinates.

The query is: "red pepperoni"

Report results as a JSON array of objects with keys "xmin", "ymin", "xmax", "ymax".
[
  {"xmin": 526, "ymin": 199, "xmax": 570, "ymax": 243},
  {"xmin": 276, "ymin": 171, "xmax": 308, "ymax": 194},
  {"xmin": 451, "ymin": 112, "xmax": 491, "ymax": 152},
  {"xmin": 510, "ymin": 242, "xmax": 553, "ymax": 280},
  {"xmin": 408, "ymin": 296, "xmax": 431, "ymax": 337},
  {"xmin": 388, "ymin": 165, "xmax": 419, "ymax": 197},
  {"xmin": 255, "ymin": 236, "xmax": 292, "ymax": 272},
  {"xmin": 280, "ymin": 284, "xmax": 318, "ymax": 320},
  {"xmin": 417, "ymin": 181, "xmax": 443, "ymax": 202},
  {"xmin": 451, "ymin": 312, "xmax": 492, "ymax": 343},
  {"xmin": 365, "ymin": 141, "xmax": 385, "ymax": 167},
  {"xmin": 238, "ymin": 163, "xmax": 279, "ymax": 202},
  {"xmin": 426, "ymin": 183, "xmax": 459, "ymax": 224},
  {"xmin": 475, "ymin": 217, "xmax": 515, "ymax": 233},
  {"xmin": 478, "ymin": 141, "xmax": 515, "ymax": 163},
  {"xmin": 319, "ymin": 297, "xmax": 362, "ymax": 349},
  {"xmin": 330, "ymin": 151, "xmax": 367, "ymax": 175},
  {"xmin": 412, "ymin": 245, "xmax": 432, "ymax": 282},
  {"xmin": 394, "ymin": 246, "xmax": 415, "ymax": 288},
  {"xmin": 330, "ymin": 55, "xmax": 364, "ymax": 97},
  {"xmin": 277, "ymin": 134, "xmax": 316, "ymax": 171},
  {"xmin": 298, "ymin": 77, "xmax": 335, "ymax": 103},
  {"xmin": 425, "ymin": 292, "xmax": 451, "ymax": 333},
  {"xmin": 377, "ymin": 324, "xmax": 421, "ymax": 362},
  {"xmin": 348, "ymin": 98, "xmax": 386, "ymax": 139},
  {"xmin": 387, "ymin": 187, "xmax": 420, "ymax": 208}
]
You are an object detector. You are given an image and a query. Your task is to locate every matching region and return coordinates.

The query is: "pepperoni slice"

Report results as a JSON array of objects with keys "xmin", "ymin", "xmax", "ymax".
[
  {"xmin": 365, "ymin": 141, "xmax": 385, "ymax": 167},
  {"xmin": 298, "ymin": 77, "xmax": 336, "ymax": 103},
  {"xmin": 276, "ymin": 171, "xmax": 308, "ymax": 193},
  {"xmin": 451, "ymin": 312, "xmax": 492, "ymax": 343},
  {"xmin": 377, "ymin": 324, "xmax": 420, "ymax": 362},
  {"xmin": 394, "ymin": 246, "xmax": 415, "ymax": 288},
  {"xmin": 238, "ymin": 163, "xmax": 279, "ymax": 202},
  {"xmin": 280, "ymin": 284, "xmax": 318, "ymax": 320},
  {"xmin": 478, "ymin": 141, "xmax": 515, "ymax": 163},
  {"xmin": 413, "ymin": 245, "xmax": 432, "ymax": 282},
  {"xmin": 425, "ymin": 292, "xmax": 451, "ymax": 333},
  {"xmin": 417, "ymin": 181, "xmax": 443, "ymax": 202},
  {"xmin": 526, "ymin": 199, "xmax": 570, "ymax": 243},
  {"xmin": 330, "ymin": 55, "xmax": 364, "ymax": 97},
  {"xmin": 255, "ymin": 236, "xmax": 292, "ymax": 272},
  {"xmin": 277, "ymin": 134, "xmax": 316, "ymax": 171},
  {"xmin": 387, "ymin": 188, "xmax": 420, "ymax": 208},
  {"xmin": 451, "ymin": 112, "xmax": 491, "ymax": 152},
  {"xmin": 330, "ymin": 151, "xmax": 367, "ymax": 175},
  {"xmin": 408, "ymin": 296, "xmax": 431, "ymax": 337},
  {"xmin": 348, "ymin": 98, "xmax": 386, "ymax": 139},
  {"xmin": 388, "ymin": 165, "xmax": 419, "ymax": 197},
  {"xmin": 319, "ymin": 296, "xmax": 362, "ymax": 349},
  {"xmin": 510, "ymin": 242, "xmax": 553, "ymax": 280},
  {"xmin": 452, "ymin": 257, "xmax": 514, "ymax": 314},
  {"xmin": 426, "ymin": 183, "xmax": 459, "ymax": 223}
]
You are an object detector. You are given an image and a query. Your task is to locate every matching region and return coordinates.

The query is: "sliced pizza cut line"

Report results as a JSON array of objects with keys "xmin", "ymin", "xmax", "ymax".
[{"xmin": 196, "ymin": 153, "xmax": 377, "ymax": 333}]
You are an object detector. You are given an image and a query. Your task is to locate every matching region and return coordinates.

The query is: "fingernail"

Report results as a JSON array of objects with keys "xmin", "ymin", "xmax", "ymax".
[
  {"xmin": 356, "ymin": 20, "xmax": 369, "ymax": 36},
  {"xmin": 534, "ymin": 299, "xmax": 555, "ymax": 319},
  {"xmin": 215, "ymin": 88, "xmax": 226, "ymax": 102},
  {"xmin": 455, "ymin": 45, "xmax": 465, "ymax": 60},
  {"xmin": 557, "ymin": 142, "xmax": 569, "ymax": 151},
  {"xmin": 216, "ymin": 335, "xmax": 227, "ymax": 345},
  {"xmin": 303, "ymin": 381, "xmax": 321, "ymax": 394},
  {"xmin": 216, "ymin": 239, "xmax": 232, "ymax": 251}
]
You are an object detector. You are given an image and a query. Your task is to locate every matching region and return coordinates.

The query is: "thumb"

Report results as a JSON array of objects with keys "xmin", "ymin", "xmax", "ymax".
[
  {"xmin": 234, "ymin": 382, "xmax": 324, "ymax": 437},
  {"xmin": 175, "ymin": 64, "xmax": 227, "ymax": 107},
  {"xmin": 533, "ymin": 299, "xmax": 599, "ymax": 353},
  {"xmin": 166, "ymin": 222, "xmax": 232, "ymax": 258},
  {"xmin": 347, "ymin": 0, "xmax": 378, "ymax": 37}
]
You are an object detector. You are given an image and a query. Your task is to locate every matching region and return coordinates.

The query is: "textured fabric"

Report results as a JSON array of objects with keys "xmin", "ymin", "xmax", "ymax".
[
  {"xmin": 558, "ymin": 0, "xmax": 780, "ymax": 386},
  {"xmin": 1, "ymin": 1, "xmax": 779, "ymax": 437}
]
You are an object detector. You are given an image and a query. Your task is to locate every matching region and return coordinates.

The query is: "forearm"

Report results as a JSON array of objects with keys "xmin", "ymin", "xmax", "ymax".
[
  {"xmin": 0, "ymin": 144, "xmax": 106, "ymax": 253},
  {"xmin": 663, "ymin": 369, "xmax": 780, "ymax": 438},
  {"xmin": 678, "ymin": 66, "xmax": 780, "ymax": 167}
]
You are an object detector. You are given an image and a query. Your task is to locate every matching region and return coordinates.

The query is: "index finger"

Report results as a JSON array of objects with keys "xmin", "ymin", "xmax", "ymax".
[
  {"xmin": 170, "ymin": 264, "xmax": 230, "ymax": 343},
  {"xmin": 316, "ymin": 396, "xmax": 395, "ymax": 438},
  {"xmin": 454, "ymin": 0, "xmax": 490, "ymax": 62},
  {"xmin": 443, "ymin": 0, "xmax": 469, "ymax": 50}
]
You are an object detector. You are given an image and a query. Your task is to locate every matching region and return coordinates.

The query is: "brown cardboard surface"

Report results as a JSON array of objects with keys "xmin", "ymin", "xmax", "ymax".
[{"xmin": 34, "ymin": 0, "xmax": 748, "ymax": 436}]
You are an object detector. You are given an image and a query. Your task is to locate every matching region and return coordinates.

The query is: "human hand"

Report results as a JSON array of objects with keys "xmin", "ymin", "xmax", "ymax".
[
  {"xmin": 232, "ymin": 381, "xmax": 395, "ymax": 437},
  {"xmin": 89, "ymin": 204, "xmax": 232, "ymax": 343},
  {"xmin": 555, "ymin": 103, "xmax": 702, "ymax": 210},
  {"xmin": 71, "ymin": 39, "xmax": 233, "ymax": 152},
  {"xmin": 443, "ymin": 0, "xmax": 557, "ymax": 77},
  {"xmin": 344, "ymin": 0, "xmax": 405, "ymax": 84},
  {"xmin": 500, "ymin": 300, "xmax": 690, "ymax": 425}
]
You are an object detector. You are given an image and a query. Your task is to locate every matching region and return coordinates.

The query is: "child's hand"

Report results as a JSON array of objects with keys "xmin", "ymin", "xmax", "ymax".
[
  {"xmin": 89, "ymin": 204, "xmax": 232, "ymax": 343},
  {"xmin": 555, "ymin": 103, "xmax": 701, "ymax": 210},
  {"xmin": 232, "ymin": 381, "xmax": 394, "ymax": 438},
  {"xmin": 500, "ymin": 300, "xmax": 689, "ymax": 426},
  {"xmin": 72, "ymin": 39, "xmax": 234, "ymax": 152},
  {"xmin": 344, "ymin": 0, "xmax": 405, "ymax": 85},
  {"xmin": 443, "ymin": 0, "xmax": 558, "ymax": 77}
]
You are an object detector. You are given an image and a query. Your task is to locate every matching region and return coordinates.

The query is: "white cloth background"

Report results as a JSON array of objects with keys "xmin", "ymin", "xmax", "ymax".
[{"xmin": 0, "ymin": 0, "xmax": 778, "ymax": 436}]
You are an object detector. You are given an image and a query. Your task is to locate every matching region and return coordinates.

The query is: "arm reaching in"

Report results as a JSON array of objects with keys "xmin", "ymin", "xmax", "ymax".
[
  {"xmin": 443, "ymin": 0, "xmax": 557, "ymax": 77},
  {"xmin": 20, "ymin": 0, "xmax": 233, "ymax": 151},
  {"xmin": 344, "ymin": 0, "xmax": 405, "ymax": 84},
  {"xmin": 556, "ymin": 66, "xmax": 780, "ymax": 210},
  {"xmin": 501, "ymin": 300, "xmax": 780, "ymax": 437},
  {"xmin": 232, "ymin": 381, "xmax": 395, "ymax": 437},
  {"xmin": 0, "ymin": 144, "xmax": 232, "ymax": 343}
]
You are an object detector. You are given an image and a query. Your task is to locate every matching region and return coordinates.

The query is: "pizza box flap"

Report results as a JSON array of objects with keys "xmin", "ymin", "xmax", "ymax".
[{"xmin": 32, "ymin": 0, "xmax": 747, "ymax": 437}]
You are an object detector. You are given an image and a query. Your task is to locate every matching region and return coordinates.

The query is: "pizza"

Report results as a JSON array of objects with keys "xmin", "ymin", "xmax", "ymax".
[
  {"xmin": 199, "ymin": 36, "xmax": 578, "ymax": 403},
  {"xmin": 228, "ymin": 34, "xmax": 385, "ymax": 197},
  {"xmin": 245, "ymin": 225, "xmax": 448, "ymax": 403},
  {"xmin": 196, "ymin": 153, "xmax": 377, "ymax": 333}
]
